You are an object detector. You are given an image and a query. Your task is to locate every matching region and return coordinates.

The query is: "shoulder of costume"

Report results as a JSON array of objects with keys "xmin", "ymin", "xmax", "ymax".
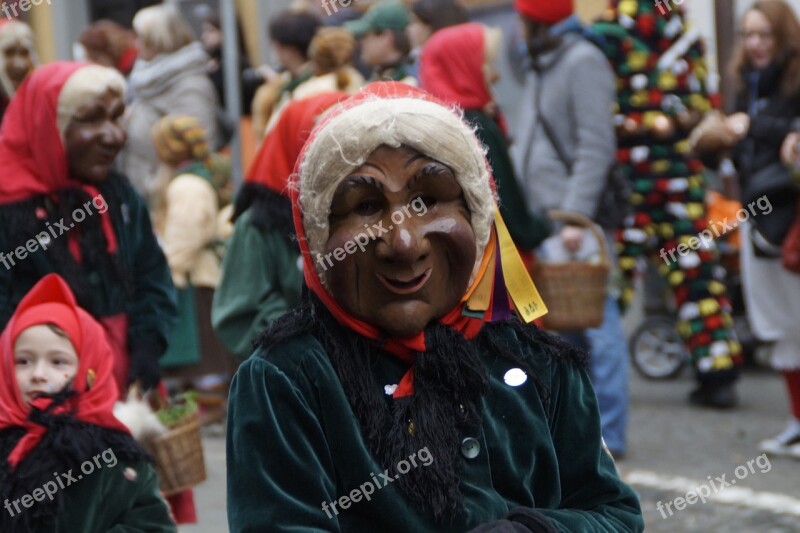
[
  {"xmin": 481, "ymin": 320, "xmax": 588, "ymax": 371},
  {"xmin": 232, "ymin": 183, "xmax": 289, "ymax": 221},
  {"xmin": 233, "ymin": 184, "xmax": 296, "ymax": 245},
  {"xmin": 101, "ymin": 170, "xmax": 140, "ymax": 199},
  {"xmin": 252, "ymin": 331, "xmax": 324, "ymax": 364},
  {"xmin": 246, "ymin": 331, "xmax": 338, "ymax": 388}
]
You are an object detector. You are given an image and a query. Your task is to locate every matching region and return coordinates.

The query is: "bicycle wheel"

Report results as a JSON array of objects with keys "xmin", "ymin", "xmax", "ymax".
[{"xmin": 629, "ymin": 316, "xmax": 688, "ymax": 380}]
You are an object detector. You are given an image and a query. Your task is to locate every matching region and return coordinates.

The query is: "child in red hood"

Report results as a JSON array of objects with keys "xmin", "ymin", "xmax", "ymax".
[{"xmin": 0, "ymin": 274, "xmax": 176, "ymax": 533}]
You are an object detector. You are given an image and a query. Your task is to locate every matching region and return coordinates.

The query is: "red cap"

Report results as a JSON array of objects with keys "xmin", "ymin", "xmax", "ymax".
[{"xmin": 515, "ymin": 0, "xmax": 574, "ymax": 24}]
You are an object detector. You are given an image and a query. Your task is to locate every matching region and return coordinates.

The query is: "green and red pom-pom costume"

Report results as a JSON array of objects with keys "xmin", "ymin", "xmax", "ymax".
[{"xmin": 593, "ymin": 0, "xmax": 743, "ymax": 379}]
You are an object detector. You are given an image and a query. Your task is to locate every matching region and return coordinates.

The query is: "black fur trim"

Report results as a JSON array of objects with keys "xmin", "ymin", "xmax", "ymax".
[
  {"xmin": 0, "ymin": 174, "xmax": 133, "ymax": 314},
  {"xmin": 0, "ymin": 389, "xmax": 150, "ymax": 532},
  {"xmin": 232, "ymin": 184, "xmax": 297, "ymax": 250},
  {"xmin": 255, "ymin": 295, "xmax": 586, "ymax": 523}
]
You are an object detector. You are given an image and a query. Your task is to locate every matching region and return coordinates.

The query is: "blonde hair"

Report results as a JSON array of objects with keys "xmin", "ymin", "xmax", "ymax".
[
  {"xmin": 308, "ymin": 27, "xmax": 356, "ymax": 90},
  {"xmin": 133, "ymin": 4, "xmax": 195, "ymax": 56},
  {"xmin": 57, "ymin": 65, "xmax": 126, "ymax": 140}
]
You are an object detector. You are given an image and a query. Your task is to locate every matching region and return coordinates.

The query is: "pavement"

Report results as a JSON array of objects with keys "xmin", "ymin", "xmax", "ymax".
[{"xmin": 620, "ymin": 366, "xmax": 800, "ymax": 532}]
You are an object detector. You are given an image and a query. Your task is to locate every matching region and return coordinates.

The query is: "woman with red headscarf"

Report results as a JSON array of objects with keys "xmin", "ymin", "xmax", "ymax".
[
  {"xmin": 226, "ymin": 82, "xmax": 643, "ymax": 532},
  {"xmin": 212, "ymin": 91, "xmax": 346, "ymax": 360},
  {"xmin": 0, "ymin": 62, "xmax": 177, "ymax": 394},
  {"xmin": 0, "ymin": 274, "xmax": 175, "ymax": 532}
]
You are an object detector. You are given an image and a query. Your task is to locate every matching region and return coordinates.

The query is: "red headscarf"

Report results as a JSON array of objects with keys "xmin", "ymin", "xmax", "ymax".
[
  {"xmin": 0, "ymin": 62, "xmax": 86, "ymax": 202},
  {"xmin": 515, "ymin": 0, "xmax": 574, "ymax": 24},
  {"xmin": 0, "ymin": 274, "xmax": 130, "ymax": 468},
  {"xmin": 419, "ymin": 23, "xmax": 508, "ymax": 134},
  {"xmin": 291, "ymin": 82, "xmax": 546, "ymax": 397},
  {"xmin": 0, "ymin": 61, "xmax": 118, "ymax": 252},
  {"xmin": 419, "ymin": 23, "xmax": 493, "ymax": 112},
  {"xmin": 246, "ymin": 92, "xmax": 347, "ymax": 196}
]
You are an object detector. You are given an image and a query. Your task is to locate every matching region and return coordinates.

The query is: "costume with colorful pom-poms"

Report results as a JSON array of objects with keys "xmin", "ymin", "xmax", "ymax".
[{"xmin": 593, "ymin": 0, "xmax": 743, "ymax": 382}]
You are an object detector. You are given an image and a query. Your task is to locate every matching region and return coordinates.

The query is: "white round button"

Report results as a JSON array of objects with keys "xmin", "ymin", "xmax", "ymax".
[{"xmin": 503, "ymin": 368, "xmax": 527, "ymax": 387}]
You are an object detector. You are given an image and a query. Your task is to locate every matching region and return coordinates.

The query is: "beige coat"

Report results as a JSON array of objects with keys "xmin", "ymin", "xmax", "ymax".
[{"xmin": 156, "ymin": 174, "xmax": 221, "ymax": 289}]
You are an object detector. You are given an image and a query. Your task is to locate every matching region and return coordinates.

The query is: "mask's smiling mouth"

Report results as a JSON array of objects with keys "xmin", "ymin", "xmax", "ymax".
[{"xmin": 377, "ymin": 268, "xmax": 432, "ymax": 295}]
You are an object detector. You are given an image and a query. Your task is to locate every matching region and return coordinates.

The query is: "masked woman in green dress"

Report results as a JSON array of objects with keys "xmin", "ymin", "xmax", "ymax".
[{"xmin": 226, "ymin": 82, "xmax": 643, "ymax": 532}]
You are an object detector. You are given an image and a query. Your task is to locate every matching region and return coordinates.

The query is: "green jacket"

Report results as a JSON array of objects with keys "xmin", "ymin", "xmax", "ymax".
[
  {"xmin": 0, "ymin": 173, "xmax": 177, "ymax": 354},
  {"xmin": 227, "ymin": 325, "xmax": 643, "ymax": 532},
  {"xmin": 211, "ymin": 210, "xmax": 303, "ymax": 359},
  {"xmin": 26, "ymin": 461, "xmax": 176, "ymax": 533}
]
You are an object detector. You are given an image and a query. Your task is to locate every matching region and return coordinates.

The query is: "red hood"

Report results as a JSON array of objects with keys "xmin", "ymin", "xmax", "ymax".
[
  {"xmin": 246, "ymin": 91, "xmax": 346, "ymax": 196},
  {"xmin": 419, "ymin": 23, "xmax": 491, "ymax": 112},
  {"xmin": 0, "ymin": 61, "xmax": 89, "ymax": 204},
  {"xmin": 0, "ymin": 274, "xmax": 130, "ymax": 468}
]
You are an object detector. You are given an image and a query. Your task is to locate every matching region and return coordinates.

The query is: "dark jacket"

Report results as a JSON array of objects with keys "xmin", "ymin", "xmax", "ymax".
[
  {"xmin": 226, "ymin": 317, "xmax": 644, "ymax": 532},
  {"xmin": 735, "ymin": 64, "xmax": 800, "ymax": 246},
  {"xmin": 0, "ymin": 172, "xmax": 177, "ymax": 359},
  {"xmin": 8, "ymin": 459, "xmax": 175, "ymax": 533}
]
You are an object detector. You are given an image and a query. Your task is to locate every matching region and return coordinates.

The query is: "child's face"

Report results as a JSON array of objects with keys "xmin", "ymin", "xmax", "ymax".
[{"xmin": 13, "ymin": 325, "xmax": 79, "ymax": 405}]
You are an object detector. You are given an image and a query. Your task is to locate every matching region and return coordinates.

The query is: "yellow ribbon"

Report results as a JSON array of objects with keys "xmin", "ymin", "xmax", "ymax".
[{"xmin": 493, "ymin": 207, "xmax": 548, "ymax": 323}]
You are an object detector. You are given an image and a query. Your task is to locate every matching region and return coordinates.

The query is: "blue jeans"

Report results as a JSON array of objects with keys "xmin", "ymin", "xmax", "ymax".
[
  {"xmin": 560, "ymin": 297, "xmax": 630, "ymax": 454},
  {"xmin": 587, "ymin": 296, "xmax": 630, "ymax": 454}
]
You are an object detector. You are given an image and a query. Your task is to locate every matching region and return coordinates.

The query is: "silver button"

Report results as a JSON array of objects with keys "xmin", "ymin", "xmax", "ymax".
[{"xmin": 461, "ymin": 437, "xmax": 480, "ymax": 459}]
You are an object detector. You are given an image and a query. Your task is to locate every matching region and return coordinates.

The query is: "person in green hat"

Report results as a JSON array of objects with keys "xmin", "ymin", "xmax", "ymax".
[{"xmin": 344, "ymin": 1, "xmax": 416, "ymax": 84}]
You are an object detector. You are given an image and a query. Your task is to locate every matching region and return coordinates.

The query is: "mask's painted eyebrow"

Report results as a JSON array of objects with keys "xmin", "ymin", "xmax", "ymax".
[
  {"xmin": 407, "ymin": 161, "xmax": 453, "ymax": 189},
  {"xmin": 339, "ymin": 174, "xmax": 383, "ymax": 191}
]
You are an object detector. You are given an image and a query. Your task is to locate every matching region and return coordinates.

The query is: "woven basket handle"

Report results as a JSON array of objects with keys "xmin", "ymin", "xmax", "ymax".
[{"xmin": 547, "ymin": 209, "xmax": 611, "ymax": 268}]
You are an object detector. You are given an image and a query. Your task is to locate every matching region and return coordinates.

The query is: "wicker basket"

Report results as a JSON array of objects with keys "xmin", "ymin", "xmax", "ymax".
[
  {"xmin": 149, "ymin": 413, "xmax": 206, "ymax": 496},
  {"xmin": 531, "ymin": 210, "xmax": 610, "ymax": 331}
]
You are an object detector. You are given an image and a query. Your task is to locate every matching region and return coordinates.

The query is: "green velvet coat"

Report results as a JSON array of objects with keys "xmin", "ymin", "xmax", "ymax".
[
  {"xmin": 227, "ymin": 325, "xmax": 643, "ymax": 532},
  {"xmin": 23, "ymin": 461, "xmax": 176, "ymax": 533},
  {"xmin": 211, "ymin": 210, "xmax": 303, "ymax": 360}
]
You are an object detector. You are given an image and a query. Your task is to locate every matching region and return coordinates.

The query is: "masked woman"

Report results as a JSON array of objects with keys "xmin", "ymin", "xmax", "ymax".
[
  {"xmin": 226, "ymin": 82, "xmax": 643, "ymax": 532},
  {"xmin": 0, "ymin": 62, "xmax": 176, "ymax": 395}
]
